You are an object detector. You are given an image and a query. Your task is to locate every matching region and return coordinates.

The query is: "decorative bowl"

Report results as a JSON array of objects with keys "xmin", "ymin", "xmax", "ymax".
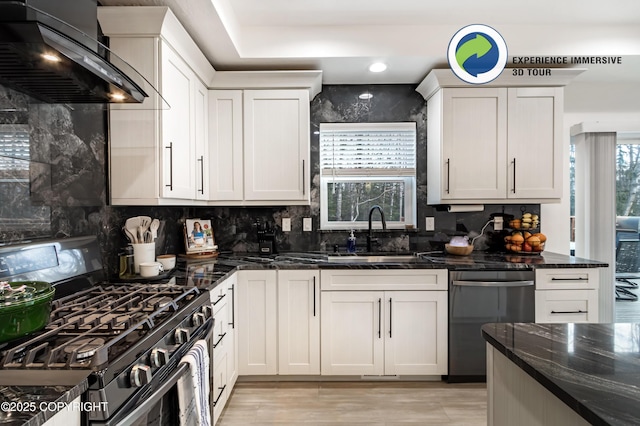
[{"xmin": 445, "ymin": 244, "xmax": 474, "ymax": 256}]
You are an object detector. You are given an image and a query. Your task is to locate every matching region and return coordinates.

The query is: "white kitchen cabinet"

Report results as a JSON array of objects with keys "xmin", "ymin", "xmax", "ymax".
[
  {"xmin": 207, "ymin": 89, "xmax": 311, "ymax": 205},
  {"xmin": 237, "ymin": 270, "xmax": 278, "ymax": 375},
  {"xmin": 224, "ymin": 274, "xmax": 239, "ymax": 389},
  {"xmin": 320, "ymin": 269, "xmax": 448, "ymax": 376},
  {"xmin": 277, "ymin": 270, "xmax": 320, "ymax": 375},
  {"xmin": 321, "ymin": 290, "xmax": 385, "ymax": 375},
  {"xmin": 535, "ymin": 268, "xmax": 600, "ymax": 323},
  {"xmin": 99, "ymin": 7, "xmax": 215, "ymax": 205},
  {"xmin": 426, "ymin": 86, "xmax": 563, "ymax": 204}
]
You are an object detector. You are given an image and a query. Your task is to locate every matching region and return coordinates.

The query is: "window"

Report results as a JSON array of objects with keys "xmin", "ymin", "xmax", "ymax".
[{"xmin": 319, "ymin": 122, "xmax": 417, "ymax": 230}]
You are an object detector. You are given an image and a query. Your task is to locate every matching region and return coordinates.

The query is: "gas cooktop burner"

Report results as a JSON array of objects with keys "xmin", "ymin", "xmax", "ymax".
[
  {"xmin": 64, "ymin": 337, "xmax": 106, "ymax": 360},
  {"xmin": 0, "ymin": 284, "xmax": 203, "ymax": 370}
]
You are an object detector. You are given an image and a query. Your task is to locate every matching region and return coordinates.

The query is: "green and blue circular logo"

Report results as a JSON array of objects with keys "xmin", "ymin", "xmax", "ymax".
[{"xmin": 448, "ymin": 24, "xmax": 507, "ymax": 84}]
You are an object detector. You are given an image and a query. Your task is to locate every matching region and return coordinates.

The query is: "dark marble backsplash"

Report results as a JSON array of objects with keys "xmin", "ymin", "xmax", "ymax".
[{"xmin": 0, "ymin": 84, "xmax": 540, "ymax": 278}]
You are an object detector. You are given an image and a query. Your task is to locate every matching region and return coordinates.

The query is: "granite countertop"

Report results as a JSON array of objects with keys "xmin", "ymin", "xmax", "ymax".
[
  {"xmin": 0, "ymin": 372, "xmax": 90, "ymax": 426},
  {"xmin": 482, "ymin": 323, "xmax": 640, "ymax": 426},
  {"xmin": 2, "ymin": 250, "xmax": 607, "ymax": 425}
]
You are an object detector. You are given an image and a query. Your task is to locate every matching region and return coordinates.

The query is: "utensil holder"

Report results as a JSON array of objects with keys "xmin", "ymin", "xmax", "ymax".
[{"xmin": 132, "ymin": 243, "xmax": 155, "ymax": 273}]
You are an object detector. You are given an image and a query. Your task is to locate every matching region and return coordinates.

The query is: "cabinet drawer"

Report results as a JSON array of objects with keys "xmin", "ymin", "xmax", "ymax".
[
  {"xmin": 535, "ymin": 268, "xmax": 599, "ymax": 290},
  {"xmin": 212, "ymin": 304, "xmax": 229, "ymax": 365},
  {"xmin": 211, "ymin": 285, "xmax": 228, "ymax": 315},
  {"xmin": 535, "ymin": 290, "xmax": 598, "ymax": 323},
  {"xmin": 320, "ymin": 269, "xmax": 448, "ymax": 291},
  {"xmin": 212, "ymin": 351, "xmax": 228, "ymax": 424}
]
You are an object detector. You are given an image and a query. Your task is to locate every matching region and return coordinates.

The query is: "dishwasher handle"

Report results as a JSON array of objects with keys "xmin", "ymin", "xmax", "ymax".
[{"xmin": 452, "ymin": 280, "xmax": 534, "ymax": 288}]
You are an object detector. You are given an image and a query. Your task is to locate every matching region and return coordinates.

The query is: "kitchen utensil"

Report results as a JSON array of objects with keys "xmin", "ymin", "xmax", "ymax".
[
  {"xmin": 149, "ymin": 218, "xmax": 160, "ymax": 241},
  {"xmin": 0, "ymin": 281, "xmax": 55, "ymax": 343},
  {"xmin": 445, "ymin": 244, "xmax": 474, "ymax": 256},
  {"xmin": 139, "ymin": 262, "xmax": 164, "ymax": 278},
  {"xmin": 125, "ymin": 217, "xmax": 141, "ymax": 244},
  {"xmin": 123, "ymin": 226, "xmax": 136, "ymax": 244}
]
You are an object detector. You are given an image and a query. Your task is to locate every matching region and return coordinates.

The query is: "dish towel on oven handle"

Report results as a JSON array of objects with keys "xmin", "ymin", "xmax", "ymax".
[{"xmin": 177, "ymin": 339, "xmax": 211, "ymax": 426}]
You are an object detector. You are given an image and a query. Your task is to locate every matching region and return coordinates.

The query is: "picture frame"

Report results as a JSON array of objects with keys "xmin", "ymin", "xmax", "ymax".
[{"xmin": 184, "ymin": 218, "xmax": 216, "ymax": 253}]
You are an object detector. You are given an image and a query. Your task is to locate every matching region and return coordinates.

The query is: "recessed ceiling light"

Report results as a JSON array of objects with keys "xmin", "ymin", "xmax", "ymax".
[
  {"xmin": 368, "ymin": 62, "xmax": 387, "ymax": 73},
  {"xmin": 42, "ymin": 53, "xmax": 60, "ymax": 62},
  {"xmin": 359, "ymin": 92, "xmax": 373, "ymax": 100}
]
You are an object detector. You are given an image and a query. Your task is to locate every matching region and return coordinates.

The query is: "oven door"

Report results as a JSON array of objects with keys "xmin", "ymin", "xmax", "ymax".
[{"xmin": 91, "ymin": 318, "xmax": 214, "ymax": 426}]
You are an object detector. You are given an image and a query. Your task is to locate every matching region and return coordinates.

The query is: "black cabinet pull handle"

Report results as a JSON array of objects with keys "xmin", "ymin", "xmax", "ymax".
[
  {"xmin": 197, "ymin": 155, "xmax": 204, "ymax": 194},
  {"xmin": 213, "ymin": 293, "xmax": 226, "ymax": 305},
  {"xmin": 378, "ymin": 298, "xmax": 382, "ymax": 338},
  {"xmin": 213, "ymin": 332, "xmax": 227, "ymax": 348},
  {"xmin": 551, "ymin": 310, "xmax": 587, "ymax": 314},
  {"xmin": 165, "ymin": 142, "xmax": 173, "ymax": 190},
  {"xmin": 551, "ymin": 277, "xmax": 588, "ymax": 281},
  {"xmin": 313, "ymin": 276, "xmax": 316, "ymax": 317},
  {"xmin": 302, "ymin": 160, "xmax": 306, "ymax": 195},
  {"xmin": 213, "ymin": 384, "xmax": 227, "ymax": 406},
  {"xmin": 229, "ymin": 284, "xmax": 235, "ymax": 328},
  {"xmin": 446, "ymin": 158, "xmax": 450, "ymax": 194},
  {"xmin": 512, "ymin": 158, "xmax": 516, "ymax": 193},
  {"xmin": 389, "ymin": 298, "xmax": 392, "ymax": 338}
]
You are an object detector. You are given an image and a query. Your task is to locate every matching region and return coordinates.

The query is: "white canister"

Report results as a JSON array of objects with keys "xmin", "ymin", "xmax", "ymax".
[{"xmin": 132, "ymin": 242, "xmax": 155, "ymax": 274}]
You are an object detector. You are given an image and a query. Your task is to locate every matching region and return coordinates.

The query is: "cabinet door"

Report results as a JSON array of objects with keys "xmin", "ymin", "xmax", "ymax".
[
  {"xmin": 277, "ymin": 270, "xmax": 320, "ymax": 375},
  {"xmin": 384, "ymin": 291, "xmax": 448, "ymax": 375},
  {"xmin": 321, "ymin": 291, "xmax": 384, "ymax": 376},
  {"xmin": 225, "ymin": 274, "xmax": 239, "ymax": 389},
  {"xmin": 194, "ymin": 78, "xmax": 209, "ymax": 200},
  {"xmin": 441, "ymin": 88, "xmax": 508, "ymax": 200},
  {"xmin": 208, "ymin": 90, "xmax": 244, "ymax": 201},
  {"xmin": 237, "ymin": 270, "xmax": 278, "ymax": 375},
  {"xmin": 243, "ymin": 90, "xmax": 310, "ymax": 202},
  {"xmin": 507, "ymin": 88, "xmax": 563, "ymax": 199},
  {"xmin": 160, "ymin": 42, "xmax": 195, "ymax": 199}
]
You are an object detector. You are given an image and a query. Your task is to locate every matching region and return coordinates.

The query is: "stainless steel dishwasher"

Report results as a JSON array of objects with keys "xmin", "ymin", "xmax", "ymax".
[{"xmin": 448, "ymin": 269, "xmax": 535, "ymax": 382}]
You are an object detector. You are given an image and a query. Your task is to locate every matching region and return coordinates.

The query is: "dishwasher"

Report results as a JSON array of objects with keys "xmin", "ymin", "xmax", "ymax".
[{"xmin": 448, "ymin": 269, "xmax": 535, "ymax": 382}]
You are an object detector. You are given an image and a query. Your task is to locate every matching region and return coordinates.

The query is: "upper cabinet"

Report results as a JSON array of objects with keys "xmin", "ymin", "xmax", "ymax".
[
  {"xmin": 99, "ymin": 6, "xmax": 322, "ymax": 206},
  {"xmin": 209, "ymin": 89, "xmax": 310, "ymax": 205},
  {"xmin": 99, "ymin": 7, "xmax": 215, "ymax": 205},
  {"xmin": 418, "ymin": 69, "xmax": 583, "ymax": 205}
]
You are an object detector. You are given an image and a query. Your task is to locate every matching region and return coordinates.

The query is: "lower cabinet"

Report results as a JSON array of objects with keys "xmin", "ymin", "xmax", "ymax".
[
  {"xmin": 277, "ymin": 270, "xmax": 320, "ymax": 375},
  {"xmin": 237, "ymin": 269, "xmax": 320, "ymax": 375},
  {"xmin": 210, "ymin": 275, "xmax": 238, "ymax": 424},
  {"xmin": 319, "ymin": 269, "xmax": 448, "ymax": 377},
  {"xmin": 320, "ymin": 290, "xmax": 447, "ymax": 376},
  {"xmin": 534, "ymin": 268, "xmax": 600, "ymax": 323}
]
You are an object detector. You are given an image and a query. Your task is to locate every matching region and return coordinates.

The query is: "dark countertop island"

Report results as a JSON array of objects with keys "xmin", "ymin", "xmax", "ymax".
[{"xmin": 482, "ymin": 322, "xmax": 640, "ymax": 426}]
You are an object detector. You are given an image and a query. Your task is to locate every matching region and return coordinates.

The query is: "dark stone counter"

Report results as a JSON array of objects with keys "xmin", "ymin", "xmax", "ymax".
[
  {"xmin": 482, "ymin": 322, "xmax": 640, "ymax": 426},
  {"xmin": 0, "ymin": 372, "xmax": 89, "ymax": 426},
  {"xmin": 2, "ymin": 250, "xmax": 607, "ymax": 425}
]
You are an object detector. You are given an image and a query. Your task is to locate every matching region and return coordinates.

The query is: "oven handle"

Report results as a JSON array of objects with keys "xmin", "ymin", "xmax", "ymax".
[
  {"xmin": 452, "ymin": 280, "xmax": 534, "ymax": 287},
  {"xmin": 110, "ymin": 317, "xmax": 213, "ymax": 426},
  {"xmin": 117, "ymin": 362, "xmax": 190, "ymax": 426}
]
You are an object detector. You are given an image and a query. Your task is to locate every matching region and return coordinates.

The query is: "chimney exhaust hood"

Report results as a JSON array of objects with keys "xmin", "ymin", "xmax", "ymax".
[{"xmin": 0, "ymin": 0, "xmax": 161, "ymax": 105}]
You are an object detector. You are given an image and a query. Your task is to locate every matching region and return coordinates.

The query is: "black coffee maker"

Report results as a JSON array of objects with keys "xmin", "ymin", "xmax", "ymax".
[{"xmin": 256, "ymin": 220, "xmax": 277, "ymax": 255}]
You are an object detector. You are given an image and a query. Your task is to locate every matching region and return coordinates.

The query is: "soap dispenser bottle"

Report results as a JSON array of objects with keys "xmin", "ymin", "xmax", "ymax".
[{"xmin": 347, "ymin": 230, "xmax": 357, "ymax": 253}]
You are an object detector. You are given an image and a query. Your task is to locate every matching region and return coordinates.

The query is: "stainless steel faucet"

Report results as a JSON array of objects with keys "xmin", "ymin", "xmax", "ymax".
[{"xmin": 367, "ymin": 205, "xmax": 387, "ymax": 252}]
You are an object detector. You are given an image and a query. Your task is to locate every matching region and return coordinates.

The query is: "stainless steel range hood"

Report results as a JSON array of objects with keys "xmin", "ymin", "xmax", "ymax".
[{"xmin": 0, "ymin": 0, "xmax": 160, "ymax": 105}]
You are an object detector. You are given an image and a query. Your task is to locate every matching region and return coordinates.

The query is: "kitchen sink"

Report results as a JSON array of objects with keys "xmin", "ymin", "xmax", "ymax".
[{"xmin": 326, "ymin": 255, "xmax": 422, "ymax": 263}]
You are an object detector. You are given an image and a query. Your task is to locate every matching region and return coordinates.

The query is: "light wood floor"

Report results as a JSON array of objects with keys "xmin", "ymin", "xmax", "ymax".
[{"xmin": 218, "ymin": 381, "xmax": 487, "ymax": 425}]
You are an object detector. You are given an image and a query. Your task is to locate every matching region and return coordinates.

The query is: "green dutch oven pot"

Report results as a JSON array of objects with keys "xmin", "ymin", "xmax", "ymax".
[{"xmin": 0, "ymin": 281, "xmax": 55, "ymax": 343}]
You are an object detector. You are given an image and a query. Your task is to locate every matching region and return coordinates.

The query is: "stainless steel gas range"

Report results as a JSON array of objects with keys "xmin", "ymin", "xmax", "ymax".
[{"xmin": 0, "ymin": 236, "xmax": 214, "ymax": 425}]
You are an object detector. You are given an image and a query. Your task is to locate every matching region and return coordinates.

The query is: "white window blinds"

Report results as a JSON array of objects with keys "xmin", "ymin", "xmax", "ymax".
[{"xmin": 319, "ymin": 122, "xmax": 416, "ymax": 176}]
